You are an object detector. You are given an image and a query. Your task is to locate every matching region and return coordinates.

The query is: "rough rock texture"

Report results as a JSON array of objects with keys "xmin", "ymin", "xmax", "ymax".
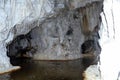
[
  {"xmin": 7, "ymin": 0, "xmax": 103, "ymax": 60},
  {"xmin": 83, "ymin": 65, "xmax": 102, "ymax": 80},
  {"xmin": 0, "ymin": 0, "xmax": 103, "ymax": 72}
]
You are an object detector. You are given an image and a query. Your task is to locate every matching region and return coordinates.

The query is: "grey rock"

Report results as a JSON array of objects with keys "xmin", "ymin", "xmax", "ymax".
[
  {"xmin": 0, "ymin": 0, "xmax": 103, "ymax": 72},
  {"xmin": 6, "ymin": 0, "xmax": 103, "ymax": 60}
]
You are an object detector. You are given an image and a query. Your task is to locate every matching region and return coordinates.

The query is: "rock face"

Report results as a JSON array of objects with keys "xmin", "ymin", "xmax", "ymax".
[
  {"xmin": 83, "ymin": 65, "xmax": 102, "ymax": 80},
  {"xmin": 81, "ymin": 40, "xmax": 101, "ymax": 54},
  {"xmin": 6, "ymin": 0, "xmax": 103, "ymax": 60},
  {"xmin": 0, "ymin": 0, "xmax": 103, "ymax": 71}
]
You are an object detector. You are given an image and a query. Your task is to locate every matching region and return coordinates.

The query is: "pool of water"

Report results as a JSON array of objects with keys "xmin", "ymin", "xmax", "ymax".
[{"xmin": 0, "ymin": 57, "xmax": 97, "ymax": 80}]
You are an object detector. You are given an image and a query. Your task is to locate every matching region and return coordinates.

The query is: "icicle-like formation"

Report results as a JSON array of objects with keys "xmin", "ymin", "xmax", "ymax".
[
  {"xmin": 100, "ymin": 0, "xmax": 116, "ymax": 45},
  {"xmin": 100, "ymin": 0, "xmax": 120, "ymax": 80}
]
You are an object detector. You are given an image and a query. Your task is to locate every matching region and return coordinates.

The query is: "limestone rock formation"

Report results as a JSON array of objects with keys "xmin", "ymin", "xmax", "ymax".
[
  {"xmin": 0, "ymin": 0, "xmax": 103, "ymax": 73},
  {"xmin": 83, "ymin": 65, "xmax": 102, "ymax": 80},
  {"xmin": 7, "ymin": 0, "xmax": 103, "ymax": 60}
]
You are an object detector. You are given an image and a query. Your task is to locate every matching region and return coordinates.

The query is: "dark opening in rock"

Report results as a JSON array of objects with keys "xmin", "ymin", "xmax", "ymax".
[
  {"xmin": 81, "ymin": 40, "xmax": 101, "ymax": 54},
  {"xmin": 66, "ymin": 26, "xmax": 73, "ymax": 36},
  {"xmin": 73, "ymin": 13, "xmax": 79, "ymax": 19},
  {"xmin": 6, "ymin": 34, "xmax": 36, "ymax": 65}
]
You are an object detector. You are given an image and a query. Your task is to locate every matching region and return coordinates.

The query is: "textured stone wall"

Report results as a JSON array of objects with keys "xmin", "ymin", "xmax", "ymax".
[
  {"xmin": 0, "ymin": 0, "xmax": 103, "ymax": 71},
  {"xmin": 6, "ymin": 0, "xmax": 103, "ymax": 60}
]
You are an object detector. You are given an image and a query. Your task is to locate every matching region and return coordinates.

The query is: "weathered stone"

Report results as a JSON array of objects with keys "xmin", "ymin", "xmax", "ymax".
[
  {"xmin": 7, "ymin": 35, "xmax": 33, "ymax": 57},
  {"xmin": 0, "ymin": 0, "xmax": 103, "ymax": 73},
  {"xmin": 83, "ymin": 65, "xmax": 102, "ymax": 80},
  {"xmin": 6, "ymin": 0, "xmax": 103, "ymax": 60}
]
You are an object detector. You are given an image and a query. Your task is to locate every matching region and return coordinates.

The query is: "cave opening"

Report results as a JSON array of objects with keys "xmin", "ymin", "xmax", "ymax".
[{"xmin": 6, "ymin": 34, "xmax": 36, "ymax": 66}]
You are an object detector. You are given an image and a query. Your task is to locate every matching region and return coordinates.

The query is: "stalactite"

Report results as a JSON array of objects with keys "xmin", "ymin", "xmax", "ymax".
[
  {"xmin": 102, "ymin": 11, "xmax": 109, "ymax": 38},
  {"xmin": 111, "ymin": 0, "xmax": 115, "ymax": 39}
]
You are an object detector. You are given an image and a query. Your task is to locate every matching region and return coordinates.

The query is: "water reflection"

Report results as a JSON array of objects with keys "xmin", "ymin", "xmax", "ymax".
[
  {"xmin": 0, "ymin": 74, "xmax": 10, "ymax": 80},
  {"xmin": 0, "ymin": 57, "xmax": 97, "ymax": 80}
]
